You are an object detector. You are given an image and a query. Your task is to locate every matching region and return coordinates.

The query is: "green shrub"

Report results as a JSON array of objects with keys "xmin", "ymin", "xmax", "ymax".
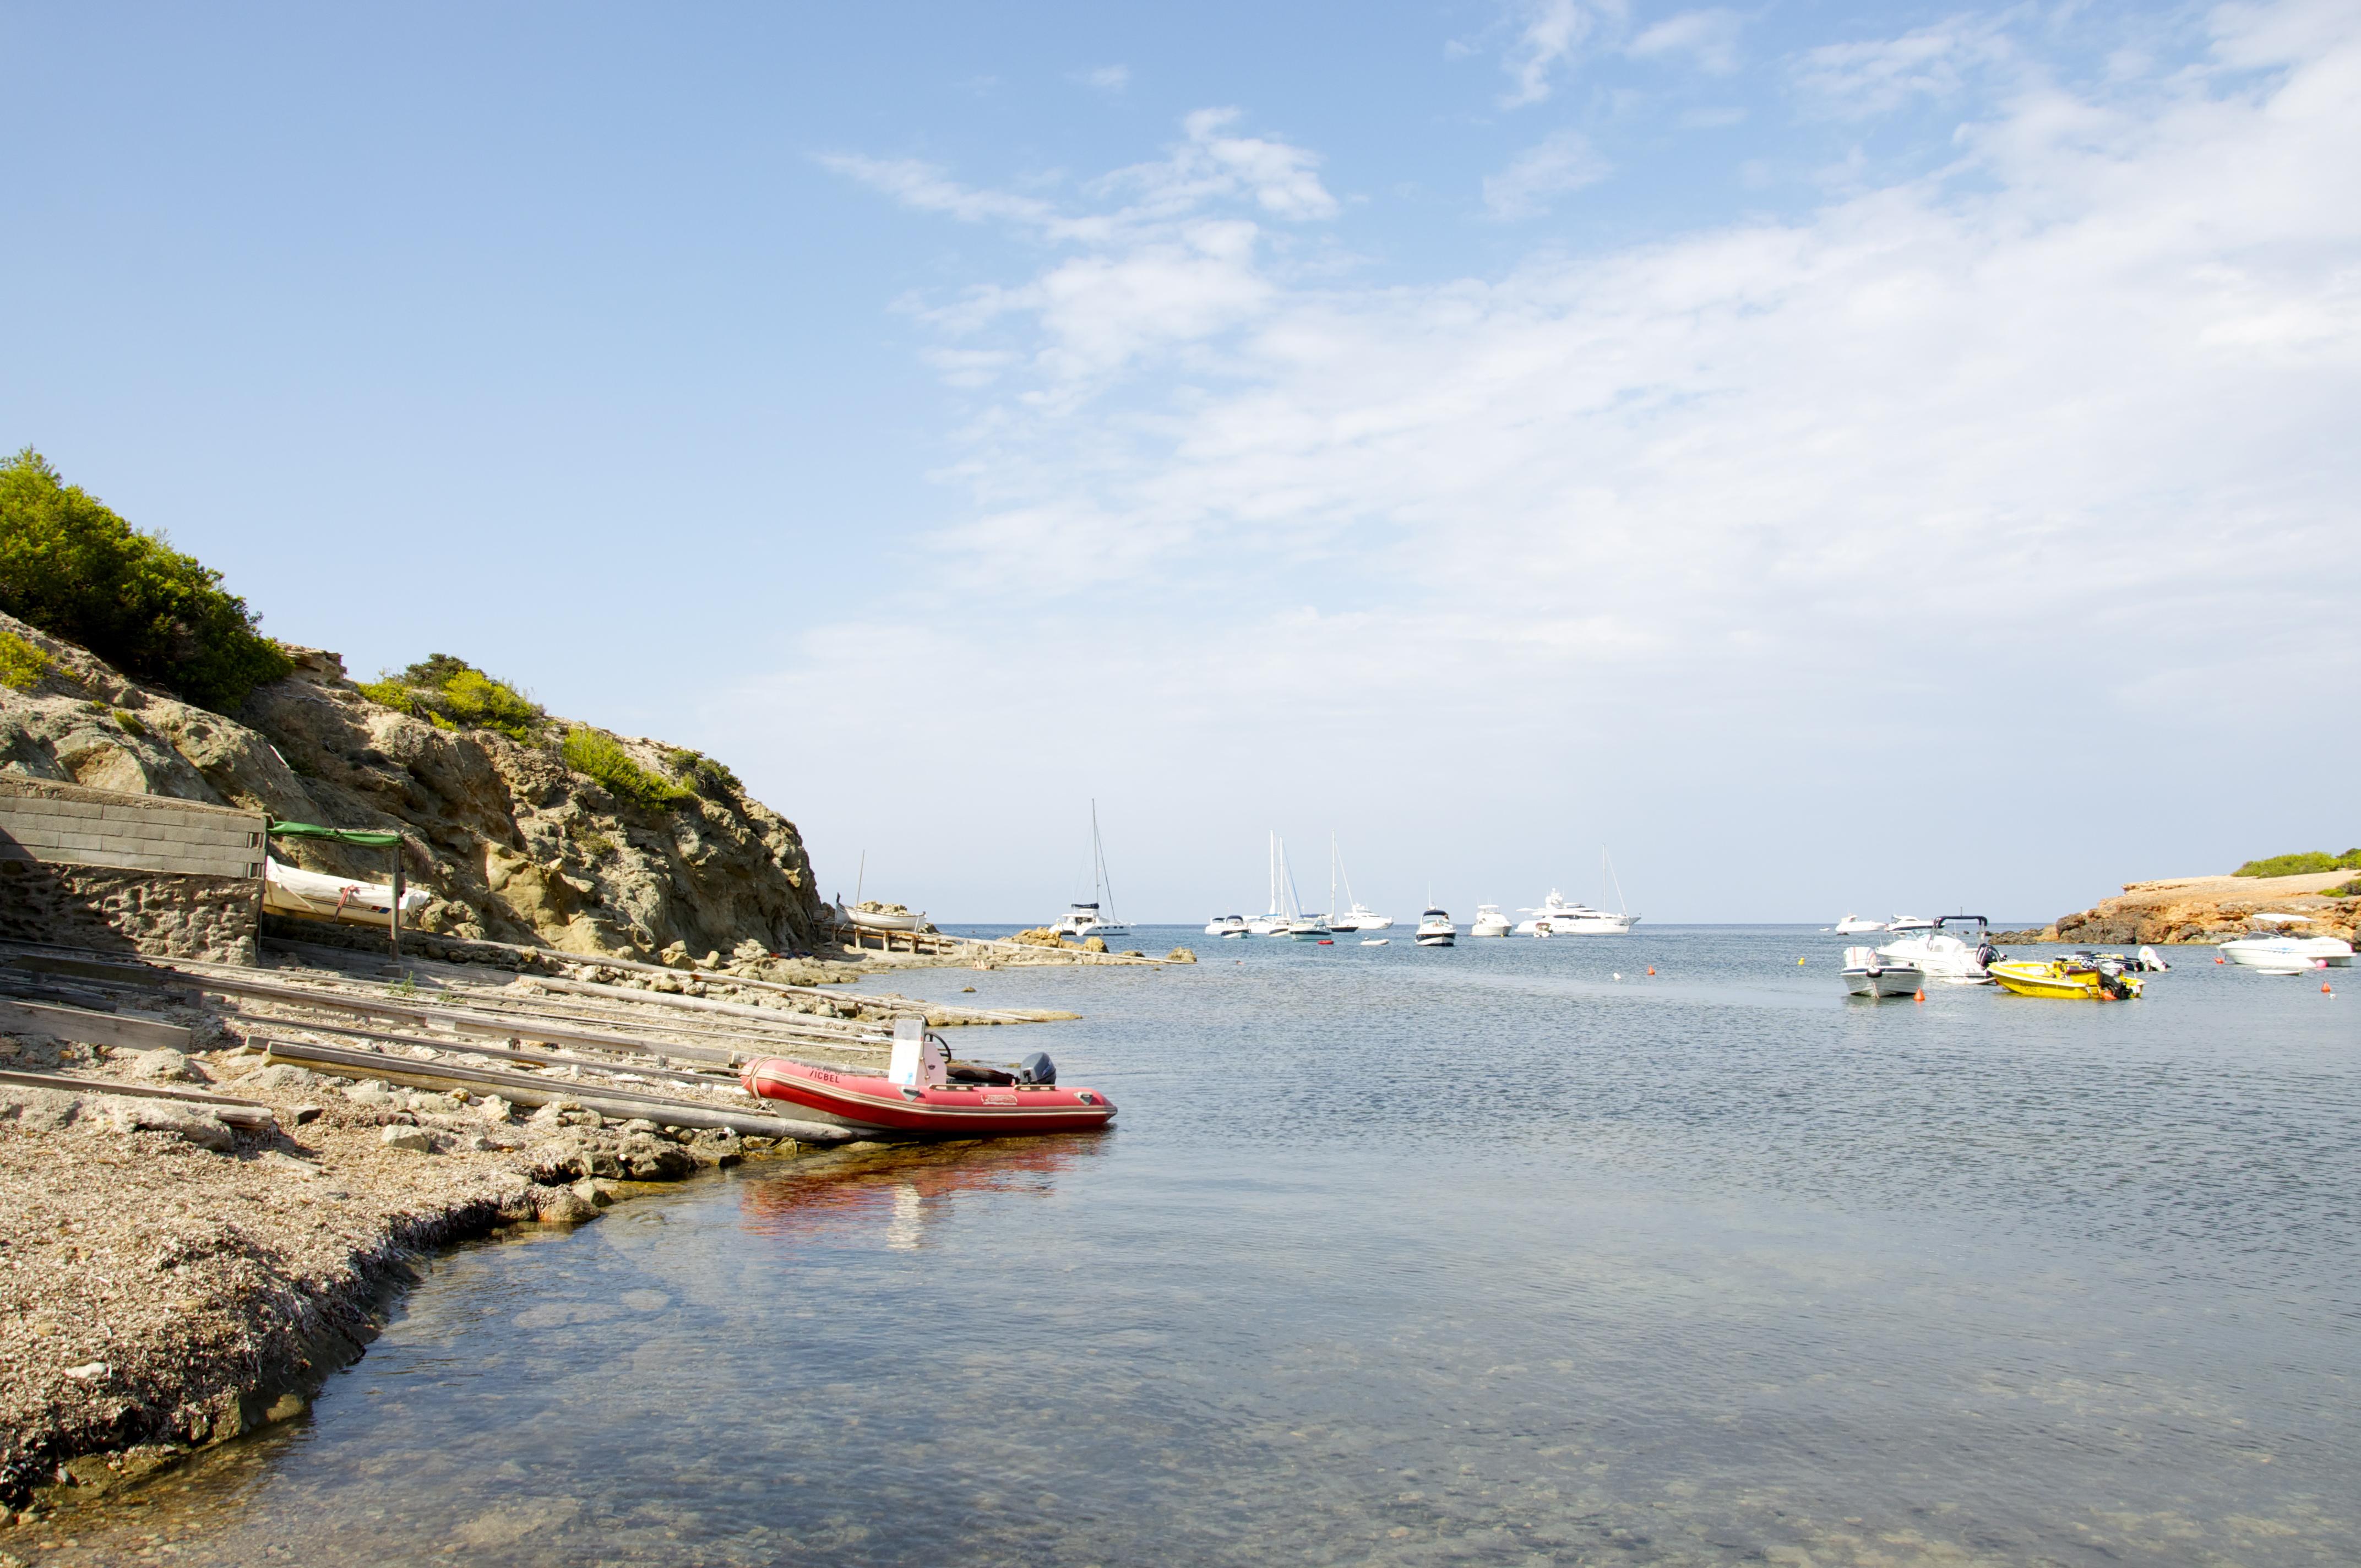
[
  {"xmin": 0, "ymin": 448, "xmax": 291, "ymax": 712},
  {"xmin": 0, "ymin": 629, "xmax": 51, "ymax": 690},
  {"xmin": 356, "ymin": 678, "xmax": 419, "ymax": 714},
  {"xmin": 439, "ymin": 668, "xmax": 542, "ymax": 741},
  {"xmin": 2325, "ymin": 877, "xmax": 2361, "ymax": 898},
  {"xmin": 665, "ymin": 747, "xmax": 741, "ymax": 800},
  {"xmin": 560, "ymin": 727, "xmax": 687, "ymax": 811},
  {"xmin": 360, "ymin": 656, "xmax": 543, "ymax": 741},
  {"xmin": 2233, "ymin": 850, "xmax": 2361, "ymax": 878},
  {"xmin": 573, "ymin": 828, "xmax": 618, "ymax": 861},
  {"xmin": 113, "ymin": 709, "xmax": 145, "ymax": 737}
]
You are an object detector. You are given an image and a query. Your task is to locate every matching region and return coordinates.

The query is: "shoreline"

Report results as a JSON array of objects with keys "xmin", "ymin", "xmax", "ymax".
[
  {"xmin": 0, "ymin": 929, "xmax": 1125, "ymax": 1535},
  {"xmin": 1989, "ymin": 869, "xmax": 2358, "ymax": 946}
]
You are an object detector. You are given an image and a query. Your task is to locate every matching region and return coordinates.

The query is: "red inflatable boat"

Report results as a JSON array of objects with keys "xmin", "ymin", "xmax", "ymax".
[{"xmin": 741, "ymin": 1057, "xmax": 1117, "ymax": 1137}]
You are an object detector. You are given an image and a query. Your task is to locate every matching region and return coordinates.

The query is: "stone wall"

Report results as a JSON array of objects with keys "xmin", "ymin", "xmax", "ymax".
[
  {"xmin": 0, "ymin": 860, "xmax": 260, "ymax": 963},
  {"xmin": 0, "ymin": 777, "xmax": 264, "ymax": 964}
]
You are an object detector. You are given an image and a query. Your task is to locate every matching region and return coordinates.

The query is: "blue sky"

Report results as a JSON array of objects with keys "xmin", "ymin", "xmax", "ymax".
[{"xmin": 5, "ymin": 1, "xmax": 2355, "ymax": 923}]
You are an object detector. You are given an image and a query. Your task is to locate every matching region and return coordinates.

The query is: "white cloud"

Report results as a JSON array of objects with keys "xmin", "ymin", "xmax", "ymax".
[
  {"xmin": 1500, "ymin": 0, "xmax": 1628, "ymax": 107},
  {"xmin": 1791, "ymin": 18, "xmax": 2009, "ymax": 118},
  {"xmin": 784, "ymin": 0, "xmax": 2361, "ymax": 919},
  {"xmin": 1079, "ymin": 64, "xmax": 1130, "ymax": 92},
  {"xmin": 1630, "ymin": 8, "xmax": 1744, "ymax": 74},
  {"xmin": 1483, "ymin": 129, "xmax": 1613, "ymax": 217}
]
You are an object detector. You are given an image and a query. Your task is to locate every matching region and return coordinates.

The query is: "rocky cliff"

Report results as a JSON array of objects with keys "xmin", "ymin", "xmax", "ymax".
[
  {"xmin": 2014, "ymin": 870, "xmax": 2360, "ymax": 945},
  {"xmin": 0, "ymin": 612, "xmax": 830, "ymax": 962}
]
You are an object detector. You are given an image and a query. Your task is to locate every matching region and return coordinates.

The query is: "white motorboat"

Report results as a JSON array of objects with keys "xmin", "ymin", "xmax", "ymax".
[
  {"xmin": 1323, "ymin": 835, "xmax": 1393, "ymax": 930},
  {"xmin": 1415, "ymin": 908, "xmax": 1455, "ymax": 946},
  {"xmin": 1876, "ymin": 914, "xmax": 1999, "ymax": 984},
  {"xmin": 1287, "ymin": 918, "xmax": 1334, "ymax": 941},
  {"xmin": 263, "ymin": 857, "xmax": 429, "ymax": 928},
  {"xmin": 1204, "ymin": 915, "xmax": 1249, "ymax": 938},
  {"xmin": 1514, "ymin": 891, "xmax": 1636, "ymax": 937},
  {"xmin": 1360, "ymin": 938, "xmax": 1390, "ymax": 947},
  {"xmin": 1469, "ymin": 904, "xmax": 1512, "ymax": 938},
  {"xmin": 1842, "ymin": 945, "xmax": 1925, "ymax": 998},
  {"xmin": 1885, "ymin": 914, "xmax": 1935, "ymax": 932},
  {"xmin": 2221, "ymin": 933, "xmax": 2352, "ymax": 970},
  {"xmin": 1831, "ymin": 913, "xmax": 1886, "ymax": 934},
  {"xmin": 1051, "ymin": 801, "xmax": 1127, "ymax": 939}
]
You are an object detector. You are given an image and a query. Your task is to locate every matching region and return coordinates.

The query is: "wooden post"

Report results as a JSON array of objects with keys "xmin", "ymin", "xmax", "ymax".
[{"xmin": 389, "ymin": 845, "xmax": 404, "ymax": 963}]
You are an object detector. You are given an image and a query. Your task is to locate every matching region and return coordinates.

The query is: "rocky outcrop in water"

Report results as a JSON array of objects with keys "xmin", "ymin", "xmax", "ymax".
[
  {"xmin": 0, "ymin": 612, "xmax": 828, "ymax": 960},
  {"xmin": 2003, "ymin": 871, "xmax": 2360, "ymax": 945}
]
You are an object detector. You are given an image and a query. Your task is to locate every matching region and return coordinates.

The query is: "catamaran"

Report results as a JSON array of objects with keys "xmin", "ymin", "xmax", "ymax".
[
  {"xmin": 1325, "ymin": 834, "xmax": 1392, "ymax": 930},
  {"xmin": 1049, "ymin": 801, "xmax": 1128, "ymax": 939}
]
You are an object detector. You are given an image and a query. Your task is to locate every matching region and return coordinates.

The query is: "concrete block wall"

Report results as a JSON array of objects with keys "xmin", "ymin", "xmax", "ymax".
[{"xmin": 0, "ymin": 777, "xmax": 263, "ymax": 963}]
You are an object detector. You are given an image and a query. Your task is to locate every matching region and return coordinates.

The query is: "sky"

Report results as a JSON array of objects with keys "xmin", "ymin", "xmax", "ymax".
[{"xmin": 3, "ymin": 0, "xmax": 2355, "ymax": 923}]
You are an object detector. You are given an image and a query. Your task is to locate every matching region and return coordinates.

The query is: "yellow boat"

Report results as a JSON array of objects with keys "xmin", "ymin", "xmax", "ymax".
[{"xmin": 1989, "ymin": 958, "xmax": 2144, "ymax": 1000}]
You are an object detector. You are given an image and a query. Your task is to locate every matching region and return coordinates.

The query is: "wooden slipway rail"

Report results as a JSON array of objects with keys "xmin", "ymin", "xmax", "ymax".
[
  {"xmin": 255, "ymin": 1037, "xmax": 850, "ymax": 1144},
  {"xmin": 0, "ymin": 1067, "xmax": 278, "ymax": 1131}
]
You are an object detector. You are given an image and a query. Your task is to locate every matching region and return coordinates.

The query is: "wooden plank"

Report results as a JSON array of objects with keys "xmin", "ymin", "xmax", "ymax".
[
  {"xmin": 220, "ymin": 1008, "xmax": 746, "ymax": 1089},
  {"xmin": 6, "ymin": 954, "xmax": 179, "ymax": 989},
  {"xmin": 0, "ymin": 1068, "xmax": 276, "ymax": 1130},
  {"xmin": 0, "ymin": 998, "xmax": 191, "ymax": 1053},
  {"xmin": 254, "ymin": 1037, "xmax": 850, "ymax": 1143}
]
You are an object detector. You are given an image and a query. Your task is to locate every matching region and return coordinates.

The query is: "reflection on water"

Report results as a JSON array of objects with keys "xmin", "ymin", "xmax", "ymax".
[{"xmin": 32, "ymin": 929, "xmax": 2361, "ymax": 1566}]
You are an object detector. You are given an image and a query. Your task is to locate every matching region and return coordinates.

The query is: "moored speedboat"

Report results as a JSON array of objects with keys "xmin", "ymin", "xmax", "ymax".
[
  {"xmin": 1989, "ymin": 956, "xmax": 2143, "ymax": 999},
  {"xmin": 1415, "ymin": 908, "xmax": 1455, "ymax": 946},
  {"xmin": 1469, "ymin": 904, "xmax": 1511, "ymax": 938},
  {"xmin": 1885, "ymin": 914, "xmax": 1935, "ymax": 933},
  {"xmin": 1830, "ymin": 913, "xmax": 1886, "ymax": 935},
  {"xmin": 1876, "ymin": 914, "xmax": 1998, "ymax": 984},
  {"xmin": 1842, "ymin": 945, "xmax": 1924, "ymax": 998},
  {"xmin": 2220, "ymin": 933, "xmax": 2352, "ymax": 970},
  {"xmin": 743, "ymin": 1028, "xmax": 1115, "ymax": 1136},
  {"xmin": 1515, "ymin": 890, "xmax": 1636, "ymax": 935},
  {"xmin": 1204, "ymin": 914, "xmax": 1249, "ymax": 938}
]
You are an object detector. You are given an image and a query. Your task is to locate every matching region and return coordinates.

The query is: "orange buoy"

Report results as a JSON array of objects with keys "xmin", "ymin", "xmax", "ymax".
[
  {"xmin": 1646, "ymin": 966, "xmax": 1656, "ymax": 976},
  {"xmin": 2216, "ymin": 957, "xmax": 2226, "ymax": 964},
  {"xmin": 1913, "ymin": 989, "xmax": 1925, "ymax": 1003}
]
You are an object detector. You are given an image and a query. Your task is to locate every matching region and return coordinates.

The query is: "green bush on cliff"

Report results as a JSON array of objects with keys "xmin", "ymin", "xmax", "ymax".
[
  {"xmin": 561, "ymin": 726, "xmax": 689, "ymax": 811},
  {"xmin": 0, "ymin": 629, "xmax": 51, "ymax": 690},
  {"xmin": 665, "ymin": 747, "xmax": 741, "ymax": 800},
  {"xmin": 2233, "ymin": 849, "xmax": 2361, "ymax": 878},
  {"xmin": 359, "ymin": 654, "xmax": 545, "ymax": 741},
  {"xmin": 0, "ymin": 448, "xmax": 292, "ymax": 712}
]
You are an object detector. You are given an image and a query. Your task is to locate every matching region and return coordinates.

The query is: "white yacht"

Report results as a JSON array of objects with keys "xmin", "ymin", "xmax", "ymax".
[
  {"xmin": 1469, "ymin": 904, "xmax": 1511, "ymax": 938},
  {"xmin": 1514, "ymin": 891, "xmax": 1638, "ymax": 937},
  {"xmin": 1323, "ymin": 835, "xmax": 1392, "ymax": 930},
  {"xmin": 1831, "ymin": 913, "xmax": 1886, "ymax": 934},
  {"xmin": 1875, "ymin": 914, "xmax": 1998, "ymax": 984},
  {"xmin": 1885, "ymin": 914, "xmax": 1935, "ymax": 932},
  {"xmin": 1203, "ymin": 914, "xmax": 1249, "ymax": 939},
  {"xmin": 1051, "ymin": 802, "xmax": 1127, "ymax": 939},
  {"xmin": 1415, "ymin": 908, "xmax": 1456, "ymax": 946}
]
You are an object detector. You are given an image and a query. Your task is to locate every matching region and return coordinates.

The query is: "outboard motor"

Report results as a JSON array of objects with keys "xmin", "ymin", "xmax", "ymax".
[
  {"xmin": 1975, "ymin": 941, "xmax": 1998, "ymax": 969},
  {"xmin": 1017, "ymin": 1051, "xmax": 1057, "ymax": 1086}
]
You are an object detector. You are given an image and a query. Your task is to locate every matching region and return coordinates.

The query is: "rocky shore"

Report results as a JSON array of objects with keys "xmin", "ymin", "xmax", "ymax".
[{"xmin": 1993, "ymin": 869, "xmax": 2360, "ymax": 945}]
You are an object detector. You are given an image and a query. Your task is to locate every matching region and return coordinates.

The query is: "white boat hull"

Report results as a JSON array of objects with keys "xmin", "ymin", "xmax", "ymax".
[
  {"xmin": 1875, "ymin": 933, "xmax": 1993, "ymax": 983},
  {"xmin": 1844, "ymin": 966, "xmax": 1924, "ymax": 997},
  {"xmin": 2222, "ymin": 936, "xmax": 2351, "ymax": 968},
  {"xmin": 262, "ymin": 858, "xmax": 429, "ymax": 928},
  {"xmin": 840, "ymin": 905, "xmax": 928, "ymax": 933}
]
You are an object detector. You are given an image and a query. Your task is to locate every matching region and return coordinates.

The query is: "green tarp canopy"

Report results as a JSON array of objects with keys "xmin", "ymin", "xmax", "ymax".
[{"xmin": 265, "ymin": 820, "xmax": 404, "ymax": 848}]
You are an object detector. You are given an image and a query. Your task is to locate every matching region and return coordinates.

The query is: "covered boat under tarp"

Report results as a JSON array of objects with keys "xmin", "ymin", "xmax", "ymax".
[{"xmin": 262, "ymin": 856, "xmax": 429, "ymax": 927}]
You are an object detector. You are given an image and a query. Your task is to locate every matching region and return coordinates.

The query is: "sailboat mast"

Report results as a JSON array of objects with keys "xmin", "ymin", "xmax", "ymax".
[{"xmin": 1092, "ymin": 800, "xmax": 1115, "ymax": 922}]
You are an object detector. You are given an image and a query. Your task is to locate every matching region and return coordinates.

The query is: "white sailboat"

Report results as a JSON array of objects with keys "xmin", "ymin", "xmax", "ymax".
[
  {"xmin": 1279, "ymin": 837, "xmax": 1330, "ymax": 939},
  {"xmin": 1049, "ymin": 801, "xmax": 1128, "ymax": 939},
  {"xmin": 1245, "ymin": 832, "xmax": 1288, "ymax": 935},
  {"xmin": 1325, "ymin": 835, "xmax": 1392, "ymax": 930}
]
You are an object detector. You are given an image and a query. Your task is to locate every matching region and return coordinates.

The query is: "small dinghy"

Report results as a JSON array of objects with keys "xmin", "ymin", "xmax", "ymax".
[{"xmin": 742, "ymin": 1023, "xmax": 1115, "ymax": 1137}]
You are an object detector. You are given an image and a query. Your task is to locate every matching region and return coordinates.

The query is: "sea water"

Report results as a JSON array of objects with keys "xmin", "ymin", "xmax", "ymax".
[{"xmin": 46, "ymin": 929, "xmax": 2360, "ymax": 1565}]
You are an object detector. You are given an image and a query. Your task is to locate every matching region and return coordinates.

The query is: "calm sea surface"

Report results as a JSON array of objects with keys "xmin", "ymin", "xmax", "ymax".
[{"xmin": 49, "ymin": 928, "xmax": 2361, "ymax": 1565}]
